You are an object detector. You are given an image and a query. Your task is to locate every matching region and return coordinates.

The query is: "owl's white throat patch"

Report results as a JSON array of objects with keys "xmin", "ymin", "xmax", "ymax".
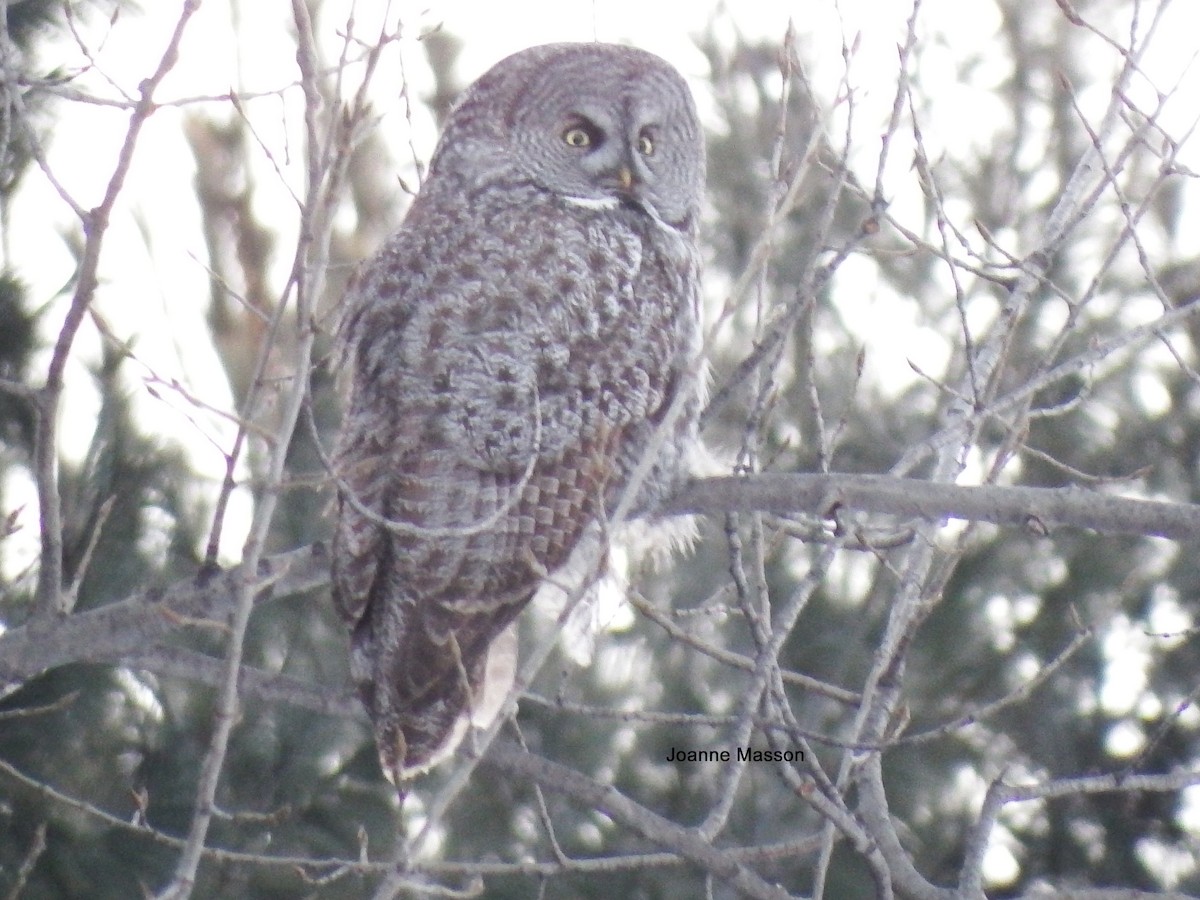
[
  {"xmin": 565, "ymin": 193, "xmax": 680, "ymax": 236},
  {"xmin": 563, "ymin": 195, "xmax": 621, "ymax": 210}
]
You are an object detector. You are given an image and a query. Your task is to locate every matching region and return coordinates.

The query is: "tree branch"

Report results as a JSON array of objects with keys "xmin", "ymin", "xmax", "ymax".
[
  {"xmin": 481, "ymin": 741, "xmax": 796, "ymax": 900},
  {"xmin": 662, "ymin": 473, "xmax": 1200, "ymax": 540},
  {"xmin": 120, "ymin": 645, "xmax": 358, "ymax": 718},
  {"xmin": 4, "ymin": 473, "xmax": 1199, "ymax": 695},
  {"xmin": 28, "ymin": 0, "xmax": 202, "ymax": 620},
  {"xmin": 0, "ymin": 543, "xmax": 328, "ymax": 692}
]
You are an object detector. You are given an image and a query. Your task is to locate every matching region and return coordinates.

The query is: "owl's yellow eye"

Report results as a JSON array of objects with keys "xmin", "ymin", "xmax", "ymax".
[
  {"xmin": 637, "ymin": 133, "xmax": 655, "ymax": 156},
  {"xmin": 563, "ymin": 126, "xmax": 592, "ymax": 148}
]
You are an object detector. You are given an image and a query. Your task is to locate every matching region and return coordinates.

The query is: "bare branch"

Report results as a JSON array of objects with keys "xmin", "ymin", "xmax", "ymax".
[
  {"xmin": 3, "ymin": 473, "xmax": 1199, "ymax": 693},
  {"xmin": 664, "ymin": 473, "xmax": 1200, "ymax": 541},
  {"xmin": 0, "ymin": 542, "xmax": 326, "ymax": 691},
  {"xmin": 481, "ymin": 742, "xmax": 796, "ymax": 900},
  {"xmin": 28, "ymin": 0, "xmax": 201, "ymax": 620}
]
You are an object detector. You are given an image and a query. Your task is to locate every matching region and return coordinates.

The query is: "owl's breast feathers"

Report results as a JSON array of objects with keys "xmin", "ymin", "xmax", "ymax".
[{"xmin": 333, "ymin": 184, "xmax": 699, "ymax": 782}]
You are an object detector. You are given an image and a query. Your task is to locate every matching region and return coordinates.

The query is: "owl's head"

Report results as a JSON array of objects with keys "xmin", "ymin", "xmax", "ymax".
[{"xmin": 431, "ymin": 43, "xmax": 705, "ymax": 231}]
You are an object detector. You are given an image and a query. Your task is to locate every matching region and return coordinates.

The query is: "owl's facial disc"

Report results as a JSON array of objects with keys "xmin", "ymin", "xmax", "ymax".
[
  {"xmin": 556, "ymin": 110, "xmax": 673, "ymax": 222},
  {"xmin": 501, "ymin": 52, "xmax": 702, "ymax": 230}
]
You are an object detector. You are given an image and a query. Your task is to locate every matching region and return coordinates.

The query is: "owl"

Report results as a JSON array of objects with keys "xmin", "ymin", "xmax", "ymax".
[{"xmin": 332, "ymin": 42, "xmax": 705, "ymax": 785}]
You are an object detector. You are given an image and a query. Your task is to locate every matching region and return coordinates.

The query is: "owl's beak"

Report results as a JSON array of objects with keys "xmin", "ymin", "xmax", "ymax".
[{"xmin": 616, "ymin": 164, "xmax": 635, "ymax": 191}]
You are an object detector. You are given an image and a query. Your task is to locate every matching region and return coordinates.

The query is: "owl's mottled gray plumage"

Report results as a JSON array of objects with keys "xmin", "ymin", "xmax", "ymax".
[{"xmin": 332, "ymin": 42, "xmax": 705, "ymax": 784}]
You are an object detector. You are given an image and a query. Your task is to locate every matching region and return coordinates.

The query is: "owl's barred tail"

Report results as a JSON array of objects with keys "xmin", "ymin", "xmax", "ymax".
[{"xmin": 352, "ymin": 600, "xmax": 521, "ymax": 784}]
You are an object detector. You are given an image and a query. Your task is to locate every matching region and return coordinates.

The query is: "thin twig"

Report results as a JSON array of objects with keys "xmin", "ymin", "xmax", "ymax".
[{"xmin": 30, "ymin": 0, "xmax": 201, "ymax": 620}]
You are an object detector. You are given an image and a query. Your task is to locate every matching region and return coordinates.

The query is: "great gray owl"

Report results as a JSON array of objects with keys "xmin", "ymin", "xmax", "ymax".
[{"xmin": 332, "ymin": 42, "xmax": 705, "ymax": 785}]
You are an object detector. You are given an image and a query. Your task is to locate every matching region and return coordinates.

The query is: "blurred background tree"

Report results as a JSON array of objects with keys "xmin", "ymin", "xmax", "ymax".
[{"xmin": 3, "ymin": 1, "xmax": 1200, "ymax": 898}]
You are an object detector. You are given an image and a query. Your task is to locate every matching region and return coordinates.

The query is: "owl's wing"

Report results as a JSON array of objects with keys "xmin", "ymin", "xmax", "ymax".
[{"xmin": 332, "ymin": 331, "xmax": 535, "ymax": 782}]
